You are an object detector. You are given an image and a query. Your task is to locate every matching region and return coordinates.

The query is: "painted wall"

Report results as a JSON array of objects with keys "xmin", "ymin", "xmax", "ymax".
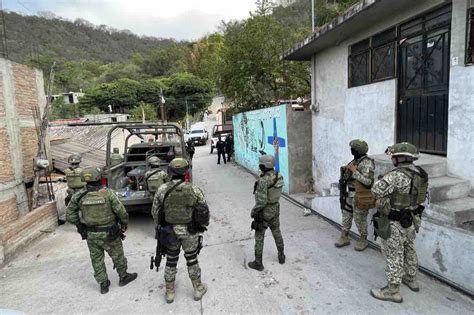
[
  {"xmin": 233, "ymin": 105, "xmax": 290, "ymax": 193},
  {"xmin": 311, "ymin": 0, "xmax": 446, "ymax": 192}
]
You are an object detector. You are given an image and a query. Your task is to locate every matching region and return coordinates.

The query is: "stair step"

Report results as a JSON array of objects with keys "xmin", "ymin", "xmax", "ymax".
[
  {"xmin": 426, "ymin": 197, "xmax": 474, "ymax": 227},
  {"xmin": 371, "ymin": 153, "xmax": 447, "ymax": 179},
  {"xmin": 429, "ymin": 177, "xmax": 471, "ymax": 202}
]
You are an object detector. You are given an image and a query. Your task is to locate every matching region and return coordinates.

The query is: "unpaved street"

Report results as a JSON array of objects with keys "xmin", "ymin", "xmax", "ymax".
[{"xmin": 0, "ymin": 144, "xmax": 473, "ymax": 314}]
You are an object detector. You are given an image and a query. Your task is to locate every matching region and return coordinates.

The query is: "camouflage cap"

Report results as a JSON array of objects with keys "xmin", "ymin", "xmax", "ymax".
[
  {"xmin": 167, "ymin": 158, "xmax": 189, "ymax": 176},
  {"xmin": 349, "ymin": 139, "xmax": 369, "ymax": 155},
  {"xmin": 259, "ymin": 155, "xmax": 275, "ymax": 169},
  {"xmin": 81, "ymin": 167, "xmax": 102, "ymax": 182},
  {"xmin": 386, "ymin": 142, "xmax": 419, "ymax": 159},
  {"xmin": 68, "ymin": 153, "xmax": 82, "ymax": 164}
]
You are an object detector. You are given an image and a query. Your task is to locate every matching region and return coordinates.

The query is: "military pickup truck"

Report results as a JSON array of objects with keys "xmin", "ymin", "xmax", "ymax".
[{"xmin": 102, "ymin": 123, "xmax": 190, "ymax": 212}]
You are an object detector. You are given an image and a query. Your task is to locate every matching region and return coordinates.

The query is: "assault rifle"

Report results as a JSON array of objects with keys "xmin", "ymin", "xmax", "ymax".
[
  {"xmin": 339, "ymin": 166, "xmax": 351, "ymax": 210},
  {"xmin": 150, "ymin": 225, "xmax": 167, "ymax": 272}
]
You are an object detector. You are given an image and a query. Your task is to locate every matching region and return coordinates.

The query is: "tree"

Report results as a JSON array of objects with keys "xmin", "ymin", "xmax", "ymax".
[
  {"xmin": 160, "ymin": 72, "xmax": 213, "ymax": 121},
  {"xmin": 185, "ymin": 33, "xmax": 224, "ymax": 90},
  {"xmin": 79, "ymin": 78, "xmax": 140, "ymax": 112},
  {"xmin": 50, "ymin": 98, "xmax": 77, "ymax": 120},
  {"xmin": 140, "ymin": 43, "xmax": 189, "ymax": 77},
  {"xmin": 130, "ymin": 102, "xmax": 157, "ymax": 122},
  {"xmin": 219, "ymin": 15, "xmax": 311, "ymax": 112},
  {"xmin": 254, "ymin": 0, "xmax": 276, "ymax": 16}
]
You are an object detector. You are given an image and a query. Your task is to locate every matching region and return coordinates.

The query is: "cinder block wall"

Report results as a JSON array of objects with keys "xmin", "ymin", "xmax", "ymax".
[{"xmin": 0, "ymin": 58, "xmax": 57, "ymax": 265}]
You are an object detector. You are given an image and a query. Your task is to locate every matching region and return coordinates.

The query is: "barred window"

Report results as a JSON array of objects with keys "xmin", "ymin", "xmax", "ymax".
[
  {"xmin": 348, "ymin": 28, "xmax": 396, "ymax": 88},
  {"xmin": 467, "ymin": 8, "xmax": 474, "ymax": 64}
]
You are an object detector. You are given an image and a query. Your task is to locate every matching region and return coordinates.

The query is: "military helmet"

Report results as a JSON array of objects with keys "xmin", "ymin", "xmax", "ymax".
[
  {"xmin": 81, "ymin": 167, "xmax": 102, "ymax": 182},
  {"xmin": 259, "ymin": 155, "xmax": 275, "ymax": 169},
  {"xmin": 167, "ymin": 158, "xmax": 189, "ymax": 176},
  {"xmin": 349, "ymin": 139, "xmax": 368, "ymax": 155},
  {"xmin": 113, "ymin": 147, "xmax": 119, "ymax": 154},
  {"xmin": 148, "ymin": 156, "xmax": 161, "ymax": 167},
  {"xmin": 386, "ymin": 142, "xmax": 419, "ymax": 159},
  {"xmin": 68, "ymin": 153, "xmax": 82, "ymax": 164}
]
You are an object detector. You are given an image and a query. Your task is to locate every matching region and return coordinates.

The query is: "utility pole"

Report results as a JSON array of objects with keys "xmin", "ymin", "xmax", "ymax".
[
  {"xmin": 312, "ymin": 0, "xmax": 315, "ymax": 32},
  {"xmin": 185, "ymin": 98, "xmax": 189, "ymax": 131}
]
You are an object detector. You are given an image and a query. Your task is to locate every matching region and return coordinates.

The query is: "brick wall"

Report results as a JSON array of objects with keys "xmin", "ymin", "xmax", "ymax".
[
  {"xmin": 0, "ymin": 77, "xmax": 4, "ymax": 117},
  {"xmin": 0, "ymin": 201, "xmax": 57, "ymax": 259},
  {"xmin": 12, "ymin": 64, "xmax": 39, "ymax": 118},
  {"xmin": 0, "ymin": 196, "xmax": 19, "ymax": 227},
  {"xmin": 0, "ymin": 128, "xmax": 14, "ymax": 182},
  {"xmin": 20, "ymin": 127, "xmax": 39, "ymax": 180}
]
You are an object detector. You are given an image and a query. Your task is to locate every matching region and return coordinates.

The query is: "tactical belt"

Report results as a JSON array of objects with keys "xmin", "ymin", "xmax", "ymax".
[
  {"xmin": 267, "ymin": 202, "xmax": 279, "ymax": 206},
  {"xmin": 86, "ymin": 225, "xmax": 114, "ymax": 232}
]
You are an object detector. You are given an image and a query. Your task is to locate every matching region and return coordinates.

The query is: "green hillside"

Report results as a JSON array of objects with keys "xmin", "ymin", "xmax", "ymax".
[{"xmin": 1, "ymin": 11, "xmax": 177, "ymax": 64}]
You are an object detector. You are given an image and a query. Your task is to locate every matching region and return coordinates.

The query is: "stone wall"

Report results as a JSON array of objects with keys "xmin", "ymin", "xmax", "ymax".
[{"xmin": 0, "ymin": 57, "xmax": 57, "ymax": 265}]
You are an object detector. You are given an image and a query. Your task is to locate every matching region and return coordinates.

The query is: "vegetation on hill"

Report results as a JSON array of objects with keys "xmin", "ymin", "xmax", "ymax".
[{"xmin": 5, "ymin": 0, "xmax": 358, "ymax": 119}]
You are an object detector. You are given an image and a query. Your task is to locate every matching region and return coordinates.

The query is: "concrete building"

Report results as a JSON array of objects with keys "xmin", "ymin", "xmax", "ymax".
[
  {"xmin": 0, "ymin": 58, "xmax": 58, "ymax": 264},
  {"xmin": 49, "ymin": 91, "xmax": 84, "ymax": 105},
  {"xmin": 284, "ymin": 0, "xmax": 474, "ymax": 294}
]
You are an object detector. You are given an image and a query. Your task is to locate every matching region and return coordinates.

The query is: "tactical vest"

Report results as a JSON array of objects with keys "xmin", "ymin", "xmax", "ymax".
[
  {"xmin": 110, "ymin": 153, "xmax": 123, "ymax": 167},
  {"xmin": 390, "ymin": 166, "xmax": 429, "ymax": 209},
  {"xmin": 164, "ymin": 183, "xmax": 196, "ymax": 224},
  {"xmin": 267, "ymin": 171, "xmax": 283, "ymax": 204},
  {"xmin": 80, "ymin": 190, "xmax": 115, "ymax": 227},
  {"xmin": 65, "ymin": 167, "xmax": 85, "ymax": 189},
  {"xmin": 147, "ymin": 170, "xmax": 166, "ymax": 193}
]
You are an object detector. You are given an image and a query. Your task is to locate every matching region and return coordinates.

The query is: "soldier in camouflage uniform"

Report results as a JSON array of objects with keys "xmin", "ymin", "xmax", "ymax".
[
  {"xmin": 66, "ymin": 167, "xmax": 137, "ymax": 294},
  {"xmin": 370, "ymin": 143, "xmax": 428, "ymax": 303},
  {"xmin": 335, "ymin": 139, "xmax": 375, "ymax": 251},
  {"xmin": 151, "ymin": 158, "xmax": 209, "ymax": 304},
  {"xmin": 145, "ymin": 156, "xmax": 169, "ymax": 199},
  {"xmin": 248, "ymin": 155, "xmax": 285, "ymax": 271},
  {"xmin": 64, "ymin": 153, "xmax": 86, "ymax": 205}
]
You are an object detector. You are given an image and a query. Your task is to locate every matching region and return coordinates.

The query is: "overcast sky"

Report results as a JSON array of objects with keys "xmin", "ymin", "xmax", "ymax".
[{"xmin": 4, "ymin": 0, "xmax": 257, "ymax": 40}]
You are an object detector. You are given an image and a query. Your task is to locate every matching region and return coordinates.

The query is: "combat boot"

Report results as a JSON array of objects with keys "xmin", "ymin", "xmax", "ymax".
[
  {"xmin": 334, "ymin": 230, "xmax": 350, "ymax": 248},
  {"xmin": 354, "ymin": 234, "xmax": 369, "ymax": 251},
  {"xmin": 191, "ymin": 279, "xmax": 207, "ymax": 301},
  {"xmin": 402, "ymin": 277, "xmax": 420, "ymax": 292},
  {"xmin": 100, "ymin": 280, "xmax": 110, "ymax": 294},
  {"xmin": 370, "ymin": 285, "xmax": 403, "ymax": 303},
  {"xmin": 248, "ymin": 257, "xmax": 264, "ymax": 271},
  {"xmin": 278, "ymin": 251, "xmax": 286, "ymax": 264},
  {"xmin": 119, "ymin": 272, "xmax": 138, "ymax": 287},
  {"xmin": 165, "ymin": 281, "xmax": 175, "ymax": 304}
]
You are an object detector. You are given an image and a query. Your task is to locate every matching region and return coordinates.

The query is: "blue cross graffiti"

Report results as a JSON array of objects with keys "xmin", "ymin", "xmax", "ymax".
[{"xmin": 267, "ymin": 118, "xmax": 286, "ymax": 172}]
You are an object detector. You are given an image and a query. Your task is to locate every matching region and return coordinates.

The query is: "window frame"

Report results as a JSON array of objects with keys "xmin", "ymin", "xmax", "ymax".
[
  {"xmin": 348, "ymin": 27, "xmax": 397, "ymax": 88},
  {"xmin": 466, "ymin": 8, "xmax": 474, "ymax": 65}
]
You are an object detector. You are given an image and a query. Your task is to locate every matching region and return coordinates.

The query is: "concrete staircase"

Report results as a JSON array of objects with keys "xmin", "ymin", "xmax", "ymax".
[{"xmin": 372, "ymin": 154, "xmax": 474, "ymax": 232}]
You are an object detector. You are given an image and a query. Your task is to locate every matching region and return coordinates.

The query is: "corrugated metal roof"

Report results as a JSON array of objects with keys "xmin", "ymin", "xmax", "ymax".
[
  {"xmin": 49, "ymin": 125, "xmax": 122, "ymax": 150},
  {"xmin": 51, "ymin": 140, "xmax": 106, "ymax": 173}
]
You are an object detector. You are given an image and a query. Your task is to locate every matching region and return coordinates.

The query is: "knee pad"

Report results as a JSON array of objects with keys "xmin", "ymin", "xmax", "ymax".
[
  {"xmin": 166, "ymin": 248, "xmax": 180, "ymax": 268},
  {"xmin": 184, "ymin": 249, "xmax": 199, "ymax": 267}
]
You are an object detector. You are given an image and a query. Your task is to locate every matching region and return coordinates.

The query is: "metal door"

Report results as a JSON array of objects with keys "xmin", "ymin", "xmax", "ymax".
[{"xmin": 397, "ymin": 5, "xmax": 451, "ymax": 155}]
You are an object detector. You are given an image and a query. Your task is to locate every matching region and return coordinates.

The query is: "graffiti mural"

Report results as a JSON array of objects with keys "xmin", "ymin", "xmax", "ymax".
[{"xmin": 233, "ymin": 105, "xmax": 289, "ymax": 192}]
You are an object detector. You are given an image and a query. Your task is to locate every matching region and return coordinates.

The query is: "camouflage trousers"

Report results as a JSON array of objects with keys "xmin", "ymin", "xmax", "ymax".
[
  {"xmin": 86, "ymin": 232, "xmax": 128, "ymax": 284},
  {"xmin": 254, "ymin": 204, "xmax": 284, "ymax": 259},
  {"xmin": 164, "ymin": 225, "xmax": 202, "ymax": 283},
  {"xmin": 381, "ymin": 221, "xmax": 418, "ymax": 286},
  {"xmin": 341, "ymin": 197, "xmax": 368, "ymax": 236}
]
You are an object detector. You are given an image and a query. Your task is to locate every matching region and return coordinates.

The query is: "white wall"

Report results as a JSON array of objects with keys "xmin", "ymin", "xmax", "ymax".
[{"xmin": 447, "ymin": 0, "xmax": 474, "ymax": 189}]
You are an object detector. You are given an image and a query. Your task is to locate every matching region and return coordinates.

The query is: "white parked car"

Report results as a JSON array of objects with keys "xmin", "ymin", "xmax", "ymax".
[{"xmin": 188, "ymin": 124, "xmax": 209, "ymax": 145}]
